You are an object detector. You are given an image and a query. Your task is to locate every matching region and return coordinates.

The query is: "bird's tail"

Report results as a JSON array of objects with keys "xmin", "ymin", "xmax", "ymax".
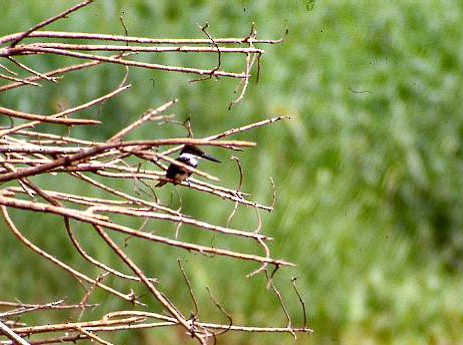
[{"xmin": 155, "ymin": 180, "xmax": 167, "ymax": 187}]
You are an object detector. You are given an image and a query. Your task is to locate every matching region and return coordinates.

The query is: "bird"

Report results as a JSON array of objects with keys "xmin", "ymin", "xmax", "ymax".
[{"xmin": 155, "ymin": 145, "xmax": 221, "ymax": 187}]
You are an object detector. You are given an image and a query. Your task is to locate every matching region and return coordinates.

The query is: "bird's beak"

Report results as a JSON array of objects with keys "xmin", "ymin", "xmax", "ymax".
[{"xmin": 202, "ymin": 153, "xmax": 221, "ymax": 163}]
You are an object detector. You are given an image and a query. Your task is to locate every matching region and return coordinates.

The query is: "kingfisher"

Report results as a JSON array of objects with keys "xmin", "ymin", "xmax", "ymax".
[{"xmin": 155, "ymin": 145, "xmax": 221, "ymax": 187}]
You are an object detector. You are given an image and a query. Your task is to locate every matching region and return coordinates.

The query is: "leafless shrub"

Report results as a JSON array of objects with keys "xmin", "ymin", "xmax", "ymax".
[{"xmin": 0, "ymin": 1, "xmax": 311, "ymax": 344}]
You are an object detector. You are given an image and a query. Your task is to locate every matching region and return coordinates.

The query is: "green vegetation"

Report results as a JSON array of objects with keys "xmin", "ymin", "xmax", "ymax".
[{"xmin": 1, "ymin": 1, "xmax": 462, "ymax": 344}]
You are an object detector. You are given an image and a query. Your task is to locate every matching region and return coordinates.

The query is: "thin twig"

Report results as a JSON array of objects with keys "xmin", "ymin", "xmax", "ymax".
[
  {"xmin": 74, "ymin": 326, "xmax": 113, "ymax": 345},
  {"xmin": 265, "ymin": 270, "xmax": 296, "ymax": 339},
  {"xmin": 291, "ymin": 277, "xmax": 307, "ymax": 329},
  {"xmin": 206, "ymin": 287, "xmax": 233, "ymax": 336},
  {"xmin": 178, "ymin": 259, "xmax": 199, "ymax": 317},
  {"xmin": 9, "ymin": 0, "xmax": 94, "ymax": 47},
  {"xmin": 189, "ymin": 22, "xmax": 221, "ymax": 83},
  {"xmin": 109, "ymin": 99, "xmax": 178, "ymax": 142},
  {"xmin": 0, "ymin": 72, "xmax": 42, "ymax": 87},
  {"xmin": 7, "ymin": 56, "xmax": 58, "ymax": 83},
  {"xmin": 226, "ymin": 156, "xmax": 244, "ymax": 226}
]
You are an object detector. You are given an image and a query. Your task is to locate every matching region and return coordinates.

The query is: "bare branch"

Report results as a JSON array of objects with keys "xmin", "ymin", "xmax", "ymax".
[
  {"xmin": 0, "ymin": 84, "xmax": 130, "ymax": 137},
  {"xmin": 0, "ymin": 195, "xmax": 294, "ymax": 268},
  {"xmin": 15, "ymin": 42, "xmax": 264, "ymax": 54},
  {"xmin": 0, "ymin": 320, "xmax": 31, "ymax": 345},
  {"xmin": 9, "ymin": 0, "xmax": 94, "ymax": 47},
  {"xmin": 0, "ymin": 72, "xmax": 42, "ymax": 87},
  {"xmin": 0, "ymin": 106, "xmax": 99, "ymax": 125},
  {"xmin": 0, "ymin": 138, "xmax": 254, "ymax": 183},
  {"xmin": 0, "ymin": 54, "xmax": 130, "ymax": 93},
  {"xmin": 9, "ymin": 46, "xmax": 247, "ymax": 79},
  {"xmin": 1, "ymin": 30, "xmax": 283, "ymax": 46},
  {"xmin": 0, "ymin": 205, "xmax": 141, "ymax": 305},
  {"xmin": 7, "ymin": 56, "xmax": 58, "ymax": 83}
]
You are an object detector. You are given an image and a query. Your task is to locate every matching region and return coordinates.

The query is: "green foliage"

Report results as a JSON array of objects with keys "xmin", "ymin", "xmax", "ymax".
[{"xmin": 1, "ymin": 0, "xmax": 463, "ymax": 344}]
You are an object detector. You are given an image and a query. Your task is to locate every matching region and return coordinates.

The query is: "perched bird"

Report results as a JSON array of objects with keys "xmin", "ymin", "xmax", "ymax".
[{"xmin": 155, "ymin": 145, "xmax": 221, "ymax": 187}]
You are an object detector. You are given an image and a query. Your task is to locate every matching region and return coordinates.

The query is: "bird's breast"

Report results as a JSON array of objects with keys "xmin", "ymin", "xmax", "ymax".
[{"xmin": 178, "ymin": 153, "xmax": 199, "ymax": 168}]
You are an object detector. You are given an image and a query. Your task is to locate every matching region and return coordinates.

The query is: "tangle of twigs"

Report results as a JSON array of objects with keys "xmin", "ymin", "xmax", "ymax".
[{"xmin": 0, "ymin": 2, "xmax": 311, "ymax": 344}]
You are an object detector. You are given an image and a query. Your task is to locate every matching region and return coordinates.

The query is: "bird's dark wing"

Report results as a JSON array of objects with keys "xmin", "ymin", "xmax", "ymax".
[{"xmin": 165, "ymin": 156, "xmax": 191, "ymax": 179}]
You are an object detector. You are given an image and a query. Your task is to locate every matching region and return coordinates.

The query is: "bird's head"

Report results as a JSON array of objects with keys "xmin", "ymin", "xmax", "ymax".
[{"xmin": 181, "ymin": 145, "xmax": 221, "ymax": 163}]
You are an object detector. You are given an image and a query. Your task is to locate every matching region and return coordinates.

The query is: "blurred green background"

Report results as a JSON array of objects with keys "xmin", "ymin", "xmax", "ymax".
[{"xmin": 1, "ymin": 0, "xmax": 463, "ymax": 344}]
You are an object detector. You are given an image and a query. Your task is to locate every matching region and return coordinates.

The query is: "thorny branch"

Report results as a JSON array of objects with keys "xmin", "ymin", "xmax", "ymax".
[{"xmin": 0, "ymin": 1, "xmax": 310, "ymax": 344}]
